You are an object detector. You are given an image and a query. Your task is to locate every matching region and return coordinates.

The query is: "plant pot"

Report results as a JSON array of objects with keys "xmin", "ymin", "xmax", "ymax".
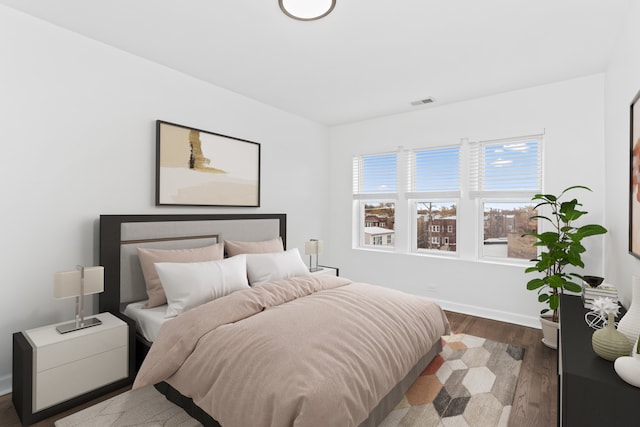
[{"xmin": 540, "ymin": 316, "xmax": 558, "ymax": 349}]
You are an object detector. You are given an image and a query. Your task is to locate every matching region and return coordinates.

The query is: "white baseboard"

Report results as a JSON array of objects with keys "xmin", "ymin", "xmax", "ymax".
[
  {"xmin": 437, "ymin": 299, "xmax": 541, "ymax": 330},
  {"xmin": 0, "ymin": 373, "xmax": 11, "ymax": 396}
]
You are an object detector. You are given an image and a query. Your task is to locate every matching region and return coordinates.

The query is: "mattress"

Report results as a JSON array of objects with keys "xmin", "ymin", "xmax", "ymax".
[{"xmin": 123, "ymin": 301, "xmax": 170, "ymax": 342}]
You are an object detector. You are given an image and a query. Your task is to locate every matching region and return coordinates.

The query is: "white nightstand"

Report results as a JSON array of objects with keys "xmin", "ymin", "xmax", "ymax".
[
  {"xmin": 13, "ymin": 312, "xmax": 134, "ymax": 425},
  {"xmin": 310, "ymin": 265, "xmax": 339, "ymax": 277}
]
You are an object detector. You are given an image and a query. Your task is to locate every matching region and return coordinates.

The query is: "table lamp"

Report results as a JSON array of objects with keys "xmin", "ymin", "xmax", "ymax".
[
  {"xmin": 54, "ymin": 265, "xmax": 104, "ymax": 334},
  {"xmin": 304, "ymin": 239, "xmax": 323, "ymax": 272}
]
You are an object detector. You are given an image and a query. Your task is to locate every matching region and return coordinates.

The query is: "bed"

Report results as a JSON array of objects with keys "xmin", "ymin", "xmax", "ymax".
[{"xmin": 98, "ymin": 213, "xmax": 449, "ymax": 427}]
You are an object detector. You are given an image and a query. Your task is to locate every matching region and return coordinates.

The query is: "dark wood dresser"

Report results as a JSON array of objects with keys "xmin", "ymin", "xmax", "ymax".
[{"xmin": 559, "ymin": 294, "xmax": 638, "ymax": 426}]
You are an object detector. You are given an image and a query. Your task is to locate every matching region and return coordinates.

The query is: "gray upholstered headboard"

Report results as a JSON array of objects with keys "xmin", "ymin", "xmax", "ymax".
[{"xmin": 99, "ymin": 214, "xmax": 286, "ymax": 313}]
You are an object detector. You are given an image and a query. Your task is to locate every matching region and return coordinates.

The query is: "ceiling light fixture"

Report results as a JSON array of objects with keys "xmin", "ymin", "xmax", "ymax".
[{"xmin": 279, "ymin": 0, "xmax": 336, "ymax": 21}]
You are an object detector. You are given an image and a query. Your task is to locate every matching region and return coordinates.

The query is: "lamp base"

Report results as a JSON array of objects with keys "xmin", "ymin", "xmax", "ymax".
[{"xmin": 56, "ymin": 317, "xmax": 102, "ymax": 334}]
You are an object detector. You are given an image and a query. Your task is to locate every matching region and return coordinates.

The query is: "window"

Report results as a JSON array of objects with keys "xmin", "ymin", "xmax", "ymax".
[
  {"xmin": 353, "ymin": 152, "xmax": 397, "ymax": 248},
  {"xmin": 409, "ymin": 146, "xmax": 460, "ymax": 254},
  {"xmin": 471, "ymin": 135, "xmax": 543, "ymax": 260},
  {"xmin": 351, "ymin": 134, "xmax": 543, "ymax": 263}
]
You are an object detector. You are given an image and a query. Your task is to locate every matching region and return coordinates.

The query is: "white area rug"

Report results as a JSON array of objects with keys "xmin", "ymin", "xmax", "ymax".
[{"xmin": 54, "ymin": 386, "xmax": 200, "ymax": 427}]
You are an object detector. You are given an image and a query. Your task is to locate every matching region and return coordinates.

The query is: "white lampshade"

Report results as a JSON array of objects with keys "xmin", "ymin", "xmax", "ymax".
[
  {"xmin": 304, "ymin": 240, "xmax": 323, "ymax": 256},
  {"xmin": 54, "ymin": 266, "xmax": 104, "ymax": 299},
  {"xmin": 54, "ymin": 266, "xmax": 104, "ymax": 334},
  {"xmin": 279, "ymin": 0, "xmax": 336, "ymax": 21}
]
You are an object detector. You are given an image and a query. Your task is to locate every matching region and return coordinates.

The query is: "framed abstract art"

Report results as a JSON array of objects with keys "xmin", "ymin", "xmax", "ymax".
[{"xmin": 156, "ymin": 120, "xmax": 260, "ymax": 207}]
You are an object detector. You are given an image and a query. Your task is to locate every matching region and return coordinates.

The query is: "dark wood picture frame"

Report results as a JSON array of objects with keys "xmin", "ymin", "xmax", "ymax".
[
  {"xmin": 629, "ymin": 89, "xmax": 640, "ymax": 258},
  {"xmin": 156, "ymin": 120, "xmax": 260, "ymax": 207}
]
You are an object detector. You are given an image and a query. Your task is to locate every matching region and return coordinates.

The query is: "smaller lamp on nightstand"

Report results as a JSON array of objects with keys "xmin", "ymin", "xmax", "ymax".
[
  {"xmin": 304, "ymin": 239, "xmax": 323, "ymax": 272},
  {"xmin": 54, "ymin": 265, "xmax": 104, "ymax": 334}
]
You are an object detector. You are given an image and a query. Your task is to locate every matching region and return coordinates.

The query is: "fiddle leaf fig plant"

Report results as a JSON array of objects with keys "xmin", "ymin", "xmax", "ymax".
[{"xmin": 523, "ymin": 185, "xmax": 607, "ymax": 322}]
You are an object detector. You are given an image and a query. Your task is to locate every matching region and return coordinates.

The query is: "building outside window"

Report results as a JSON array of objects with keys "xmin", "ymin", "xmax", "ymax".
[
  {"xmin": 416, "ymin": 201, "xmax": 457, "ymax": 252},
  {"xmin": 362, "ymin": 201, "xmax": 396, "ymax": 247}
]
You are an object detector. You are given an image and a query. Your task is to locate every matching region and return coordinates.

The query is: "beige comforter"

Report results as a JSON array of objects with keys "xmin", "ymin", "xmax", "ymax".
[{"xmin": 133, "ymin": 275, "xmax": 450, "ymax": 427}]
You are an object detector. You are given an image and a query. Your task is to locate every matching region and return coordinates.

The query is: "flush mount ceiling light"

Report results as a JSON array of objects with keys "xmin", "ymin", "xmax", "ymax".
[{"xmin": 279, "ymin": 0, "xmax": 336, "ymax": 21}]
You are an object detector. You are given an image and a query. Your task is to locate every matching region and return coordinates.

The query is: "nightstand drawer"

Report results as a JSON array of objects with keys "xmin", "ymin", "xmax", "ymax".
[
  {"xmin": 35, "ymin": 345, "xmax": 128, "ymax": 411},
  {"xmin": 13, "ymin": 312, "xmax": 135, "ymax": 426},
  {"xmin": 35, "ymin": 326, "xmax": 126, "ymax": 372},
  {"xmin": 21, "ymin": 312, "xmax": 130, "ymax": 413}
]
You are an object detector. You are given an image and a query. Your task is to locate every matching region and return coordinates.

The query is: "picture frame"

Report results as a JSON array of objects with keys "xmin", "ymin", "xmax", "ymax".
[
  {"xmin": 629, "ymin": 90, "xmax": 640, "ymax": 258},
  {"xmin": 156, "ymin": 120, "xmax": 260, "ymax": 207}
]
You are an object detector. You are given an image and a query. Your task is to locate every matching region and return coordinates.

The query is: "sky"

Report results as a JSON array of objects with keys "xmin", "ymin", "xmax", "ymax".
[{"xmin": 358, "ymin": 139, "xmax": 540, "ymax": 194}]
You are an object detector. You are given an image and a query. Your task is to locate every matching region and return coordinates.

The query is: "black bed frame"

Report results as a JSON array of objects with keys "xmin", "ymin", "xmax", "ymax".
[
  {"xmin": 99, "ymin": 213, "xmax": 287, "ymax": 314},
  {"xmin": 98, "ymin": 213, "xmax": 287, "ymax": 426}
]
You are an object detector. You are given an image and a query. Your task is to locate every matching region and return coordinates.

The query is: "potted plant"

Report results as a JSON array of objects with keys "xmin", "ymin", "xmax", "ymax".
[{"xmin": 523, "ymin": 185, "xmax": 607, "ymax": 349}]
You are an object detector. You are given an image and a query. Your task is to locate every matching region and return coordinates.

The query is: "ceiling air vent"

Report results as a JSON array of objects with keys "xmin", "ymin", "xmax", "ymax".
[{"xmin": 410, "ymin": 98, "xmax": 435, "ymax": 106}]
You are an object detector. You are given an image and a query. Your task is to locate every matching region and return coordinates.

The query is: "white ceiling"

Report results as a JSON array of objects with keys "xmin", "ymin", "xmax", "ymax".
[{"xmin": 0, "ymin": 0, "xmax": 628, "ymax": 125}]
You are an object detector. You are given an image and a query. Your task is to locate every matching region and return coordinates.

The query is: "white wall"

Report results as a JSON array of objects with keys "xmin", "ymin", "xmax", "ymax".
[
  {"xmin": 0, "ymin": 5, "xmax": 330, "ymax": 394},
  {"xmin": 327, "ymin": 74, "xmax": 607, "ymax": 328},
  {"xmin": 603, "ymin": 2, "xmax": 640, "ymax": 306}
]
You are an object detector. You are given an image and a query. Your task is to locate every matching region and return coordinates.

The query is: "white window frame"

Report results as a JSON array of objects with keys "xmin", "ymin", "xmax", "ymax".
[
  {"xmin": 470, "ymin": 134, "xmax": 543, "ymax": 263},
  {"xmin": 353, "ymin": 151, "xmax": 399, "ymax": 251},
  {"xmin": 408, "ymin": 144, "xmax": 461, "ymax": 256}
]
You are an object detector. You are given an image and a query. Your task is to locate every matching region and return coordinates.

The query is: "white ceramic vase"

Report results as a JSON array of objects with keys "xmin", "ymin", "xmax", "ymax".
[
  {"xmin": 614, "ymin": 338, "xmax": 640, "ymax": 388},
  {"xmin": 616, "ymin": 276, "xmax": 640, "ymax": 347}
]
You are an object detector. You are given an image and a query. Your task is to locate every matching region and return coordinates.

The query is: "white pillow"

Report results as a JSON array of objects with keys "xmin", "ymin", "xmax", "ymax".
[
  {"xmin": 155, "ymin": 254, "xmax": 249, "ymax": 318},
  {"xmin": 245, "ymin": 248, "xmax": 310, "ymax": 287}
]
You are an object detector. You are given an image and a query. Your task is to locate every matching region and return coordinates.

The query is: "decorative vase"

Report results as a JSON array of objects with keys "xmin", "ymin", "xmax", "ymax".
[
  {"xmin": 614, "ymin": 338, "xmax": 640, "ymax": 388},
  {"xmin": 592, "ymin": 313, "xmax": 632, "ymax": 361},
  {"xmin": 617, "ymin": 275, "xmax": 640, "ymax": 347}
]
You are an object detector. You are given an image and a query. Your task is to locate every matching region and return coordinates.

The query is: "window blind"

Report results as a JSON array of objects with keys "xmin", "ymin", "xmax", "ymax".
[
  {"xmin": 469, "ymin": 135, "xmax": 543, "ymax": 198},
  {"xmin": 407, "ymin": 145, "xmax": 460, "ymax": 198},
  {"xmin": 352, "ymin": 152, "xmax": 397, "ymax": 199}
]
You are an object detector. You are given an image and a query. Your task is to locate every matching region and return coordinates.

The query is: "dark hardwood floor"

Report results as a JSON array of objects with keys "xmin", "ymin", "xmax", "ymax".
[
  {"xmin": 445, "ymin": 311, "xmax": 557, "ymax": 427},
  {"xmin": 0, "ymin": 311, "xmax": 556, "ymax": 427}
]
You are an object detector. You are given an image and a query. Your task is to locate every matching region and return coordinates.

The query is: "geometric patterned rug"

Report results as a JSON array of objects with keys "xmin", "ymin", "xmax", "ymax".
[
  {"xmin": 56, "ymin": 333, "xmax": 523, "ymax": 427},
  {"xmin": 379, "ymin": 333, "xmax": 525, "ymax": 427}
]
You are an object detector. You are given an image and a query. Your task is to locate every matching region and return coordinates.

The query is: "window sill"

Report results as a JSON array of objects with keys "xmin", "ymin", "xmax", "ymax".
[{"xmin": 352, "ymin": 246, "xmax": 531, "ymax": 267}]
